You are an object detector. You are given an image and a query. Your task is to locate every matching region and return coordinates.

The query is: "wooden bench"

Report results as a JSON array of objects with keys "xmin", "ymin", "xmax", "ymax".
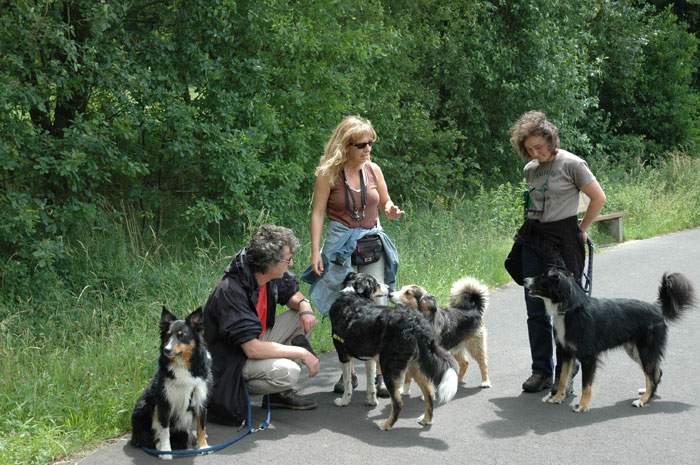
[{"xmin": 578, "ymin": 194, "xmax": 624, "ymax": 242}]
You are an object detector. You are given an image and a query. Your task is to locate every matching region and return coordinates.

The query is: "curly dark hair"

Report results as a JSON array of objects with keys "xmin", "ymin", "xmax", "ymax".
[
  {"xmin": 246, "ymin": 224, "xmax": 300, "ymax": 274},
  {"xmin": 509, "ymin": 111, "xmax": 560, "ymax": 161}
]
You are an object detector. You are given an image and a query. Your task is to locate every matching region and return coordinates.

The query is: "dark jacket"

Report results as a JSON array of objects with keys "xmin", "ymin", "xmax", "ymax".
[
  {"xmin": 505, "ymin": 215, "xmax": 585, "ymax": 285},
  {"xmin": 203, "ymin": 248, "xmax": 299, "ymax": 425}
]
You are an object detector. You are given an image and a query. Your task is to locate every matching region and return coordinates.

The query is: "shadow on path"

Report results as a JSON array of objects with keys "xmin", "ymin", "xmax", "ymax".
[{"xmin": 480, "ymin": 393, "xmax": 694, "ymax": 438}]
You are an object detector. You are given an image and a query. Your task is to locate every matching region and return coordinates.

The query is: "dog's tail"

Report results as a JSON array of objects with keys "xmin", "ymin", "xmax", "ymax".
[
  {"xmin": 658, "ymin": 272, "xmax": 696, "ymax": 321},
  {"xmin": 416, "ymin": 334, "xmax": 458, "ymax": 404},
  {"xmin": 449, "ymin": 276, "xmax": 489, "ymax": 315}
]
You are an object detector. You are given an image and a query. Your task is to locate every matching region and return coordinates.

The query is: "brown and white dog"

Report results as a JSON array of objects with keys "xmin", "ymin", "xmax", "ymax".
[{"xmin": 390, "ymin": 277, "xmax": 490, "ymax": 391}]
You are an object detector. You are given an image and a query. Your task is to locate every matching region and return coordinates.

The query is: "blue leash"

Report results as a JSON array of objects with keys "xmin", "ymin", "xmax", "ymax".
[{"xmin": 142, "ymin": 392, "xmax": 272, "ymax": 458}]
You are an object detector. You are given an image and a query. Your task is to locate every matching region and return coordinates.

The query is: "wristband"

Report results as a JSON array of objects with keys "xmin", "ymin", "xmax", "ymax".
[{"xmin": 299, "ymin": 298, "xmax": 313, "ymax": 316}]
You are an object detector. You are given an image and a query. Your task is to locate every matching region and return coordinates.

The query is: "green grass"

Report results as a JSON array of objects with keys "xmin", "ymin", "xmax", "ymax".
[{"xmin": 2, "ymin": 155, "xmax": 700, "ymax": 465}]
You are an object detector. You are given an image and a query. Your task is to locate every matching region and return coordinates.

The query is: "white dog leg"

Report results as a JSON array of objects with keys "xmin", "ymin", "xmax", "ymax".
[
  {"xmin": 154, "ymin": 425, "xmax": 172, "ymax": 460},
  {"xmin": 334, "ymin": 361, "xmax": 354, "ymax": 407},
  {"xmin": 365, "ymin": 359, "xmax": 378, "ymax": 406}
]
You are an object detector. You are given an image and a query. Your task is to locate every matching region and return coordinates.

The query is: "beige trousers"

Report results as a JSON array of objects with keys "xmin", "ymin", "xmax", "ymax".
[{"xmin": 242, "ymin": 310, "xmax": 307, "ymax": 395}]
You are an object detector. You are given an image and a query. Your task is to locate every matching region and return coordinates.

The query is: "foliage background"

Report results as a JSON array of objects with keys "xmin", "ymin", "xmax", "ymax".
[{"xmin": 1, "ymin": 0, "xmax": 698, "ymax": 288}]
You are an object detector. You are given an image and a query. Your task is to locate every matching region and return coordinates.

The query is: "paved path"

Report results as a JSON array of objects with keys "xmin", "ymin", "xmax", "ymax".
[{"xmin": 74, "ymin": 228, "xmax": 700, "ymax": 465}]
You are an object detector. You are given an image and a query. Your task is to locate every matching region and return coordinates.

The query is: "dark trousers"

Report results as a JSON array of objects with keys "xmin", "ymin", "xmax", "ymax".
[{"xmin": 522, "ymin": 244, "xmax": 554, "ymax": 377}]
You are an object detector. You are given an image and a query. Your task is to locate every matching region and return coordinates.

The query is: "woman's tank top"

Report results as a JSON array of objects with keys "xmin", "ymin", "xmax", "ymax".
[{"xmin": 327, "ymin": 163, "xmax": 380, "ymax": 229}]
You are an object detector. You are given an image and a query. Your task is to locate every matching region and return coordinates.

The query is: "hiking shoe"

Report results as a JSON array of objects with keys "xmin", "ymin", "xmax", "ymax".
[
  {"xmin": 376, "ymin": 374, "xmax": 390, "ymax": 398},
  {"xmin": 265, "ymin": 390, "xmax": 317, "ymax": 410},
  {"xmin": 333, "ymin": 372, "xmax": 358, "ymax": 394},
  {"xmin": 522, "ymin": 373, "xmax": 552, "ymax": 393}
]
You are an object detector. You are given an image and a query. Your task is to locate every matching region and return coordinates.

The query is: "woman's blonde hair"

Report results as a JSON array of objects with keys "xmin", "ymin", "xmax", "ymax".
[
  {"xmin": 315, "ymin": 115, "xmax": 377, "ymax": 185},
  {"xmin": 509, "ymin": 110, "xmax": 560, "ymax": 161}
]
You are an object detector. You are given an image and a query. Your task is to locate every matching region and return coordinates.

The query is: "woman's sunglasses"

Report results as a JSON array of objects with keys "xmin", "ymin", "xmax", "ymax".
[{"xmin": 350, "ymin": 140, "xmax": 374, "ymax": 149}]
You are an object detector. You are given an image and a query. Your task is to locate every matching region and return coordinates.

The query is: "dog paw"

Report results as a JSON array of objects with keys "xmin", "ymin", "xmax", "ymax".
[
  {"xmin": 365, "ymin": 394, "xmax": 378, "ymax": 407},
  {"xmin": 401, "ymin": 385, "xmax": 411, "ymax": 396},
  {"xmin": 375, "ymin": 420, "xmax": 392, "ymax": 431},
  {"xmin": 480, "ymin": 380, "xmax": 492, "ymax": 388},
  {"xmin": 542, "ymin": 392, "xmax": 563, "ymax": 404},
  {"xmin": 334, "ymin": 396, "xmax": 351, "ymax": 407},
  {"xmin": 417, "ymin": 414, "xmax": 432, "ymax": 426},
  {"xmin": 572, "ymin": 403, "xmax": 589, "ymax": 413},
  {"xmin": 197, "ymin": 442, "xmax": 211, "ymax": 452},
  {"xmin": 632, "ymin": 399, "xmax": 647, "ymax": 408}
]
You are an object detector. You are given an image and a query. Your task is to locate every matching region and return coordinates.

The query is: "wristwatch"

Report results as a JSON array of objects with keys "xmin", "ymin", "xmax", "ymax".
[{"xmin": 299, "ymin": 298, "xmax": 314, "ymax": 316}]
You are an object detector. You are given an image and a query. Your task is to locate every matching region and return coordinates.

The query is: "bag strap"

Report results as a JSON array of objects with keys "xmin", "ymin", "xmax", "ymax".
[{"xmin": 342, "ymin": 167, "xmax": 367, "ymax": 223}]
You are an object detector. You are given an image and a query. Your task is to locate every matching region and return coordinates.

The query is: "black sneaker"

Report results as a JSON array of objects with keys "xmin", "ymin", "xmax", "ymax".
[
  {"xmin": 522, "ymin": 373, "xmax": 552, "ymax": 393},
  {"xmin": 333, "ymin": 372, "xmax": 358, "ymax": 394},
  {"xmin": 265, "ymin": 390, "xmax": 317, "ymax": 410},
  {"xmin": 375, "ymin": 374, "xmax": 390, "ymax": 398}
]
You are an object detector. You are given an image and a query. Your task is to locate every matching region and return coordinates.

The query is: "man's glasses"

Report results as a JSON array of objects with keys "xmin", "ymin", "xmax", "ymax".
[
  {"xmin": 350, "ymin": 140, "xmax": 374, "ymax": 149},
  {"xmin": 280, "ymin": 256, "xmax": 294, "ymax": 265}
]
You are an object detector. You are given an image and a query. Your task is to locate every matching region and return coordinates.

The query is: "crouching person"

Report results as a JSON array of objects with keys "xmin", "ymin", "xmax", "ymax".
[{"xmin": 203, "ymin": 224, "xmax": 320, "ymax": 426}]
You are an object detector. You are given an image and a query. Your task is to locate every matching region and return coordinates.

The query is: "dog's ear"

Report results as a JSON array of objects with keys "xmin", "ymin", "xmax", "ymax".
[
  {"xmin": 546, "ymin": 266, "xmax": 574, "ymax": 281},
  {"xmin": 186, "ymin": 307, "xmax": 204, "ymax": 331},
  {"xmin": 343, "ymin": 271, "xmax": 358, "ymax": 286},
  {"xmin": 161, "ymin": 306, "xmax": 177, "ymax": 323},
  {"xmin": 418, "ymin": 294, "xmax": 438, "ymax": 317},
  {"xmin": 160, "ymin": 306, "xmax": 176, "ymax": 332},
  {"xmin": 545, "ymin": 256, "xmax": 568, "ymax": 274}
]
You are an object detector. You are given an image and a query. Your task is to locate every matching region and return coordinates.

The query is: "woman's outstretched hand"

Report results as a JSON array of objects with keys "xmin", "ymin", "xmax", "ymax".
[{"xmin": 385, "ymin": 204, "xmax": 404, "ymax": 219}]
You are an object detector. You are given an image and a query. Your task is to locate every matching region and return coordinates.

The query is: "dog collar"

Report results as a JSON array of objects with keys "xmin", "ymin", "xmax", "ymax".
[{"xmin": 332, "ymin": 333, "xmax": 345, "ymax": 343}]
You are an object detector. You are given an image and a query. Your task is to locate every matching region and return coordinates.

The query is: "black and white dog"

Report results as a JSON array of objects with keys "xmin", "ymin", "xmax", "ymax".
[
  {"xmin": 525, "ymin": 268, "xmax": 695, "ymax": 412},
  {"xmin": 130, "ymin": 307, "xmax": 212, "ymax": 459},
  {"xmin": 390, "ymin": 276, "xmax": 491, "ymax": 390},
  {"xmin": 329, "ymin": 272, "xmax": 458, "ymax": 430}
]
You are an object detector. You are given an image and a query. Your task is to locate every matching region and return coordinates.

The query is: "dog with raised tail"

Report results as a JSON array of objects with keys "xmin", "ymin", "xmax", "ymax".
[
  {"xmin": 329, "ymin": 272, "xmax": 458, "ymax": 430},
  {"xmin": 130, "ymin": 306, "xmax": 212, "ymax": 459},
  {"xmin": 525, "ymin": 268, "xmax": 695, "ymax": 413},
  {"xmin": 390, "ymin": 276, "xmax": 491, "ymax": 391}
]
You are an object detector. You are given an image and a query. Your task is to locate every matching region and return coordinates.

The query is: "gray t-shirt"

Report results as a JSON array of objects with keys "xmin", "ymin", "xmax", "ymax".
[{"xmin": 524, "ymin": 149, "xmax": 596, "ymax": 223}]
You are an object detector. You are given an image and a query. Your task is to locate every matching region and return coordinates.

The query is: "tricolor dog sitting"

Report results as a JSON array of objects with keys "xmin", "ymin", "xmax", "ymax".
[{"xmin": 130, "ymin": 307, "xmax": 212, "ymax": 459}]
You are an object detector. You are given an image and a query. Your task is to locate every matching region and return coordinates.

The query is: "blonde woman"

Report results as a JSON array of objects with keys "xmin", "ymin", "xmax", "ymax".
[{"xmin": 302, "ymin": 115, "xmax": 403, "ymax": 397}]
